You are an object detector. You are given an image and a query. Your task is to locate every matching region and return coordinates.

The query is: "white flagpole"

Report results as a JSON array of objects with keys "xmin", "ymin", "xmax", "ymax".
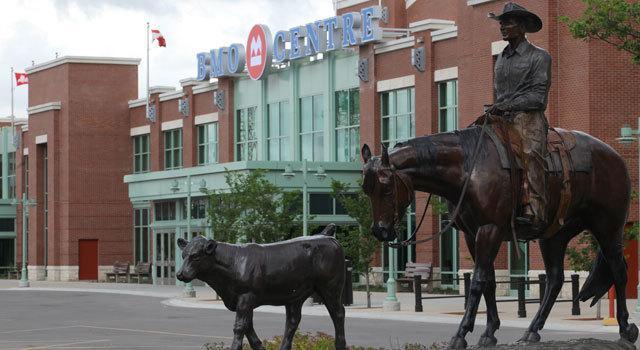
[
  {"xmin": 10, "ymin": 67, "xmax": 15, "ymax": 150},
  {"xmin": 10, "ymin": 67, "xmax": 14, "ymax": 120},
  {"xmin": 146, "ymin": 22, "xmax": 150, "ymax": 120}
]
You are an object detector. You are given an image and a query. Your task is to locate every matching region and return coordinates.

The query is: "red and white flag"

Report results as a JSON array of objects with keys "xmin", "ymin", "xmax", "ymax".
[
  {"xmin": 151, "ymin": 29, "xmax": 166, "ymax": 47},
  {"xmin": 14, "ymin": 72, "xmax": 28, "ymax": 86}
]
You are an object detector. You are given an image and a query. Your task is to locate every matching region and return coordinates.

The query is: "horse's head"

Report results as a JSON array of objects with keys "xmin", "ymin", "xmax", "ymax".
[{"xmin": 361, "ymin": 143, "xmax": 414, "ymax": 242}]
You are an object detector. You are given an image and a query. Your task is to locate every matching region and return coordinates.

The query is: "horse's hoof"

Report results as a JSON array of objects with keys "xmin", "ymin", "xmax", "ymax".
[
  {"xmin": 621, "ymin": 323, "xmax": 639, "ymax": 343},
  {"xmin": 517, "ymin": 330, "xmax": 541, "ymax": 343},
  {"xmin": 448, "ymin": 336, "xmax": 468, "ymax": 349},
  {"xmin": 477, "ymin": 334, "xmax": 498, "ymax": 347}
]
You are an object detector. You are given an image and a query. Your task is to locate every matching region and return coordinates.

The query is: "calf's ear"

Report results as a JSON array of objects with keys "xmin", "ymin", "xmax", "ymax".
[
  {"xmin": 177, "ymin": 238, "xmax": 188, "ymax": 250},
  {"xmin": 205, "ymin": 240, "xmax": 217, "ymax": 255}
]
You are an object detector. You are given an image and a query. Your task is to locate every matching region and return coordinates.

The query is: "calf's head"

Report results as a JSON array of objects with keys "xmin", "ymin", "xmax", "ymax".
[{"xmin": 176, "ymin": 236, "xmax": 217, "ymax": 283}]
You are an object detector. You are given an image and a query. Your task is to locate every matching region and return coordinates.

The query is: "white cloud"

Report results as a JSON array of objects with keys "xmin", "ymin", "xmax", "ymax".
[{"xmin": 1, "ymin": 0, "xmax": 335, "ymax": 119}]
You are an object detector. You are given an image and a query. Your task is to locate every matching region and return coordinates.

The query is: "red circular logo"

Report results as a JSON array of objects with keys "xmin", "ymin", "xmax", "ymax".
[{"xmin": 246, "ymin": 24, "xmax": 272, "ymax": 80}]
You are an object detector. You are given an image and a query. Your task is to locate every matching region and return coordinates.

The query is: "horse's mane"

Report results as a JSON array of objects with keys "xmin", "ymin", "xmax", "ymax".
[{"xmin": 397, "ymin": 126, "xmax": 489, "ymax": 173}]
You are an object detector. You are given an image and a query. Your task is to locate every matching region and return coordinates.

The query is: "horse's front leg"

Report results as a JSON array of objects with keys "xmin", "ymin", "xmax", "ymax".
[
  {"xmin": 449, "ymin": 224, "xmax": 502, "ymax": 350},
  {"xmin": 462, "ymin": 231, "xmax": 501, "ymax": 348}
]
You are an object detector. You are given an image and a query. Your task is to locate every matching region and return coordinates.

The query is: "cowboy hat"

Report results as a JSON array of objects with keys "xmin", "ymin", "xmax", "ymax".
[{"xmin": 488, "ymin": 2, "xmax": 542, "ymax": 33}]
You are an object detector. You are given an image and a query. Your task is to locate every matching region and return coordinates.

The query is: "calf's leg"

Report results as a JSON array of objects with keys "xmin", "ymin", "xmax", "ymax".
[
  {"xmin": 316, "ymin": 288, "xmax": 346, "ymax": 350},
  {"xmin": 280, "ymin": 301, "xmax": 303, "ymax": 350},
  {"xmin": 231, "ymin": 294, "xmax": 258, "ymax": 350},
  {"xmin": 245, "ymin": 312, "xmax": 265, "ymax": 350}
]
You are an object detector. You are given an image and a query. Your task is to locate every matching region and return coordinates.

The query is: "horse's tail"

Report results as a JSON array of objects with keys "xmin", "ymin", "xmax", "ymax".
[{"xmin": 577, "ymin": 250, "xmax": 615, "ymax": 307}]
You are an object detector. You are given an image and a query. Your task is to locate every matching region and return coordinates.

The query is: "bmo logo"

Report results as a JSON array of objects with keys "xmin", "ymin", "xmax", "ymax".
[{"xmin": 246, "ymin": 24, "xmax": 272, "ymax": 81}]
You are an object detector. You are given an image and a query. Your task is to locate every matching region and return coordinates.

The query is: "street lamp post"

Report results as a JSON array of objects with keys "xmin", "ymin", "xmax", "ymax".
[
  {"xmin": 16, "ymin": 192, "xmax": 36, "ymax": 287},
  {"xmin": 283, "ymin": 159, "xmax": 326, "ymax": 237},
  {"xmin": 170, "ymin": 175, "xmax": 207, "ymax": 298},
  {"xmin": 617, "ymin": 116, "xmax": 640, "ymax": 312}
]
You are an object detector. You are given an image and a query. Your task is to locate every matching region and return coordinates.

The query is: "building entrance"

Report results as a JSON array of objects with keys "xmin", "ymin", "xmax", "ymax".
[
  {"xmin": 154, "ymin": 231, "xmax": 176, "ymax": 285},
  {"xmin": 509, "ymin": 241, "xmax": 529, "ymax": 295}
]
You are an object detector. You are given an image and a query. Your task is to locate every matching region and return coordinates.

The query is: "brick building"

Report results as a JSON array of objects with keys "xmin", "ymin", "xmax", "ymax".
[{"xmin": 8, "ymin": 0, "xmax": 639, "ymax": 297}]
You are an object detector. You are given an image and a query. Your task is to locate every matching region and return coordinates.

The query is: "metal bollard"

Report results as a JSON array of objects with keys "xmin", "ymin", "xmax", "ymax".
[
  {"xmin": 517, "ymin": 277, "xmax": 527, "ymax": 318},
  {"xmin": 538, "ymin": 273, "xmax": 546, "ymax": 305},
  {"xmin": 414, "ymin": 275, "xmax": 423, "ymax": 312},
  {"xmin": 464, "ymin": 272, "xmax": 471, "ymax": 309},
  {"xmin": 571, "ymin": 274, "xmax": 580, "ymax": 315}
]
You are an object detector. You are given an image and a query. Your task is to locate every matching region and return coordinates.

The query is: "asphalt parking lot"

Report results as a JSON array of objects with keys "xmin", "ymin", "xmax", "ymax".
[{"xmin": 0, "ymin": 290, "xmax": 623, "ymax": 349}]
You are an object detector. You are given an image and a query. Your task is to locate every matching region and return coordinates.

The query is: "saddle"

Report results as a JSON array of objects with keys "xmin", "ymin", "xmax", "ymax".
[{"xmin": 484, "ymin": 122, "xmax": 591, "ymax": 238}]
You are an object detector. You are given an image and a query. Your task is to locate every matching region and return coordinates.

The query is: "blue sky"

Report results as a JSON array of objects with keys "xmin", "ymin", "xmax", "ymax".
[{"xmin": 1, "ymin": 0, "xmax": 335, "ymax": 119}]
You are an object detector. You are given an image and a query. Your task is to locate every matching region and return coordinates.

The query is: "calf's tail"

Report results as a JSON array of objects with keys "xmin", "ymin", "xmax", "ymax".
[{"xmin": 315, "ymin": 223, "xmax": 337, "ymax": 237}]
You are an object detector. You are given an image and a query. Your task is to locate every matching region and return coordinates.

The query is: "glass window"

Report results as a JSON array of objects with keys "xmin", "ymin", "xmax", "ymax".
[
  {"xmin": 197, "ymin": 123, "xmax": 218, "ymax": 165},
  {"xmin": 154, "ymin": 201, "xmax": 176, "ymax": 221},
  {"xmin": 438, "ymin": 80, "xmax": 458, "ymax": 132},
  {"xmin": 133, "ymin": 134, "xmax": 150, "ymax": 173},
  {"xmin": 180, "ymin": 197, "xmax": 208, "ymax": 220},
  {"xmin": 335, "ymin": 88, "xmax": 360, "ymax": 162},
  {"xmin": 236, "ymin": 106, "xmax": 258, "ymax": 161},
  {"xmin": 267, "ymin": 101, "xmax": 290, "ymax": 161},
  {"xmin": 299, "ymin": 95, "xmax": 324, "ymax": 161},
  {"xmin": 310, "ymin": 193, "xmax": 333, "ymax": 215},
  {"xmin": 381, "ymin": 87, "xmax": 415, "ymax": 148},
  {"xmin": 133, "ymin": 208, "xmax": 150, "ymax": 264},
  {"xmin": 164, "ymin": 129, "xmax": 182, "ymax": 170},
  {"xmin": 22, "ymin": 155, "xmax": 28, "ymax": 196},
  {"xmin": 8, "ymin": 152, "xmax": 15, "ymax": 199}
]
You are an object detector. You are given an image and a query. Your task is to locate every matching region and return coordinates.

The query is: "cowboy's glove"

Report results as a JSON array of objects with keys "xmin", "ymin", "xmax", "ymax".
[{"xmin": 486, "ymin": 102, "xmax": 510, "ymax": 116}]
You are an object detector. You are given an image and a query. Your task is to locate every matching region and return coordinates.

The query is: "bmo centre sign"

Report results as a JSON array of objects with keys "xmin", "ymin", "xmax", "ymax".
[{"xmin": 196, "ymin": 6, "xmax": 383, "ymax": 81}]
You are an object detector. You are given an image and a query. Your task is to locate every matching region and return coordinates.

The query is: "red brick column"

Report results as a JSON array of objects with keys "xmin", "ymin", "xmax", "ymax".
[{"xmin": 217, "ymin": 78, "xmax": 235, "ymax": 163}]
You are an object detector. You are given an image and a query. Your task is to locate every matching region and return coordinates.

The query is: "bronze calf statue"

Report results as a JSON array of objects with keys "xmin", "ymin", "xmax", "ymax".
[{"xmin": 176, "ymin": 224, "xmax": 346, "ymax": 350}]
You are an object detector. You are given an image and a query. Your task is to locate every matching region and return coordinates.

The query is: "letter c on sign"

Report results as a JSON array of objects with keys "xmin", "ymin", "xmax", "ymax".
[{"xmin": 273, "ymin": 31, "xmax": 289, "ymax": 63}]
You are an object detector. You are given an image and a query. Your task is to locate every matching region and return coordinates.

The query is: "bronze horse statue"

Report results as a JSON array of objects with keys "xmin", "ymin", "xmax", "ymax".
[{"xmin": 361, "ymin": 125, "xmax": 638, "ymax": 349}]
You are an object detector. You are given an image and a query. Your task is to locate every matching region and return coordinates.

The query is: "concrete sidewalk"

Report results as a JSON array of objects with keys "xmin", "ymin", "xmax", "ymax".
[{"xmin": 1, "ymin": 279, "xmax": 636, "ymax": 335}]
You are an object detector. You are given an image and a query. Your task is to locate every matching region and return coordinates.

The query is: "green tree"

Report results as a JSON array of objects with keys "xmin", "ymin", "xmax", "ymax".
[
  {"xmin": 330, "ymin": 179, "xmax": 379, "ymax": 308},
  {"xmin": 206, "ymin": 169, "xmax": 302, "ymax": 244},
  {"xmin": 561, "ymin": 0, "xmax": 640, "ymax": 64}
]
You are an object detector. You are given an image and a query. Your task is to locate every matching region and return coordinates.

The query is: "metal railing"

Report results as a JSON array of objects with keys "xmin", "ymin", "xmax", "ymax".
[{"xmin": 413, "ymin": 272, "xmax": 581, "ymax": 318}]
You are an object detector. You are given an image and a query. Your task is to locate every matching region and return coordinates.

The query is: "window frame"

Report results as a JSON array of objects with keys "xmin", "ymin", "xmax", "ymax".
[
  {"xmin": 197, "ymin": 122, "xmax": 218, "ymax": 166},
  {"xmin": 133, "ymin": 134, "xmax": 150, "ymax": 173},
  {"xmin": 267, "ymin": 100, "xmax": 290, "ymax": 161},
  {"xmin": 299, "ymin": 94, "xmax": 324, "ymax": 161},
  {"xmin": 235, "ymin": 106, "xmax": 258, "ymax": 161},
  {"xmin": 164, "ymin": 129, "xmax": 183, "ymax": 170},
  {"xmin": 335, "ymin": 88, "xmax": 360, "ymax": 162},
  {"xmin": 381, "ymin": 87, "xmax": 415, "ymax": 148}
]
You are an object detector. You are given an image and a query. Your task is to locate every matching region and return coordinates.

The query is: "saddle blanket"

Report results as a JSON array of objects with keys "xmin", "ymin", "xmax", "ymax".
[{"xmin": 485, "ymin": 126, "xmax": 592, "ymax": 173}]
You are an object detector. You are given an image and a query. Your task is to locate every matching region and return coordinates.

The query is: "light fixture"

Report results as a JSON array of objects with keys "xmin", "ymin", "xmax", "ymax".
[
  {"xmin": 199, "ymin": 179, "xmax": 208, "ymax": 193},
  {"xmin": 283, "ymin": 165, "xmax": 295, "ymax": 179},
  {"xmin": 170, "ymin": 179, "xmax": 180, "ymax": 192},
  {"xmin": 618, "ymin": 125, "xmax": 636, "ymax": 144},
  {"xmin": 314, "ymin": 166, "xmax": 326, "ymax": 180}
]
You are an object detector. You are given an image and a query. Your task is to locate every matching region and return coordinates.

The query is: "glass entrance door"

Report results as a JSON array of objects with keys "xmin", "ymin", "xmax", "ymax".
[
  {"xmin": 154, "ymin": 231, "xmax": 176, "ymax": 285},
  {"xmin": 509, "ymin": 241, "xmax": 529, "ymax": 294},
  {"xmin": 440, "ymin": 224, "xmax": 459, "ymax": 289}
]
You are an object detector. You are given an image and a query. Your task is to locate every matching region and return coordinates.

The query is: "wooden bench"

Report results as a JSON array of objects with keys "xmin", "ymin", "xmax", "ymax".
[
  {"xmin": 397, "ymin": 262, "xmax": 433, "ymax": 292},
  {"xmin": 129, "ymin": 262, "xmax": 152, "ymax": 284},
  {"xmin": 105, "ymin": 261, "xmax": 130, "ymax": 283}
]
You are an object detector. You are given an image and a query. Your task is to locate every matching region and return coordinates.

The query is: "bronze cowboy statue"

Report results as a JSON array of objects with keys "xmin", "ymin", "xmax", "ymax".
[
  {"xmin": 486, "ymin": 2, "xmax": 552, "ymax": 232},
  {"xmin": 361, "ymin": 2, "xmax": 638, "ymax": 349}
]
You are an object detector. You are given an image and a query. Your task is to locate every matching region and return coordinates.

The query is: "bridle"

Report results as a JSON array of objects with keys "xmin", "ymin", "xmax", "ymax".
[{"xmin": 382, "ymin": 113, "xmax": 491, "ymax": 248}]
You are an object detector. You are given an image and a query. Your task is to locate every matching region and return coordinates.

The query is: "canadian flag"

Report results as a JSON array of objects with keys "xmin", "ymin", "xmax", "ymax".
[
  {"xmin": 151, "ymin": 29, "xmax": 166, "ymax": 47},
  {"xmin": 15, "ymin": 72, "xmax": 28, "ymax": 86}
]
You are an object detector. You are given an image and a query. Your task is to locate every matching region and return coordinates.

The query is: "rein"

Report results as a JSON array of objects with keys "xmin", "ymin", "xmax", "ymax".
[{"xmin": 385, "ymin": 113, "xmax": 490, "ymax": 249}]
